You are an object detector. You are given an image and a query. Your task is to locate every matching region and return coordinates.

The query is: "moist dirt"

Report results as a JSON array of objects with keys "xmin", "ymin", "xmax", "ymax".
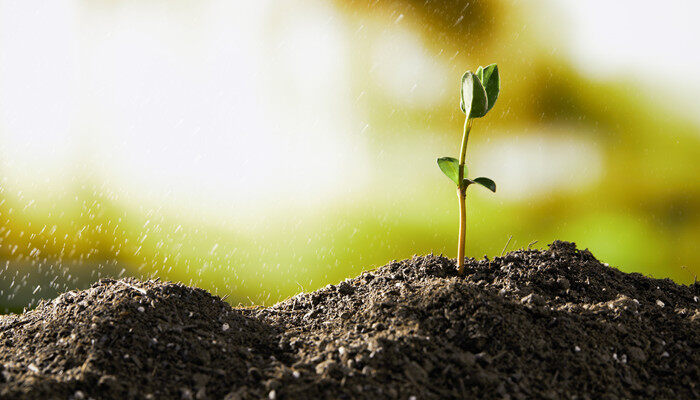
[{"xmin": 0, "ymin": 241, "xmax": 698, "ymax": 399}]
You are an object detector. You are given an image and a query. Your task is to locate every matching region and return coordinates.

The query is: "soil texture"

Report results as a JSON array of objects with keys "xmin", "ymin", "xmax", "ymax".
[{"xmin": 0, "ymin": 241, "xmax": 698, "ymax": 399}]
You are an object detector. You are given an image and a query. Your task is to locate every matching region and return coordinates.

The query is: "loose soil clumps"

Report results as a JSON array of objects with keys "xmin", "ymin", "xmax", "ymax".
[
  {"xmin": 0, "ymin": 279, "xmax": 280, "ymax": 399},
  {"xmin": 1, "ymin": 241, "xmax": 698, "ymax": 399}
]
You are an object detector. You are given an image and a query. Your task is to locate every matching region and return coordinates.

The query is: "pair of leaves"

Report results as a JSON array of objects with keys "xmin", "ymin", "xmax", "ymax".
[
  {"xmin": 460, "ymin": 64, "xmax": 499, "ymax": 119},
  {"xmin": 437, "ymin": 157, "xmax": 496, "ymax": 192}
]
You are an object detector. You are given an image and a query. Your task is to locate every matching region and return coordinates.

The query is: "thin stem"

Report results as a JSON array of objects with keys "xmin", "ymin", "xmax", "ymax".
[
  {"xmin": 457, "ymin": 186, "xmax": 466, "ymax": 274},
  {"xmin": 459, "ymin": 118, "xmax": 473, "ymax": 168},
  {"xmin": 456, "ymin": 117, "xmax": 473, "ymax": 274}
]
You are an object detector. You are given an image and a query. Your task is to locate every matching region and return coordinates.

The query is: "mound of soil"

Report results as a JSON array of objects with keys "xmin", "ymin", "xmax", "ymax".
[{"xmin": 1, "ymin": 241, "xmax": 698, "ymax": 399}]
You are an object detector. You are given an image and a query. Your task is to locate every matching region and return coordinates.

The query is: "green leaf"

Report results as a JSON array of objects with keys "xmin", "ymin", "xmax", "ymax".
[
  {"xmin": 479, "ymin": 64, "xmax": 499, "ymax": 113},
  {"xmin": 437, "ymin": 157, "xmax": 464, "ymax": 186},
  {"xmin": 473, "ymin": 177, "xmax": 496, "ymax": 192},
  {"xmin": 475, "ymin": 66, "xmax": 484, "ymax": 83},
  {"xmin": 460, "ymin": 71, "xmax": 488, "ymax": 118},
  {"xmin": 459, "ymin": 72, "xmax": 468, "ymax": 114}
]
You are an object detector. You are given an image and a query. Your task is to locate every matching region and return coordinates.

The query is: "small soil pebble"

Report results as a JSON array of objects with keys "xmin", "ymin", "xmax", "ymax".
[{"xmin": 0, "ymin": 241, "xmax": 698, "ymax": 399}]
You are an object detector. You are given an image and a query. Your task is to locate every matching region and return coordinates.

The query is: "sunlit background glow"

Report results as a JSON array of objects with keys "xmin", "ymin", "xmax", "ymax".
[{"xmin": 1, "ymin": 0, "xmax": 699, "ymax": 311}]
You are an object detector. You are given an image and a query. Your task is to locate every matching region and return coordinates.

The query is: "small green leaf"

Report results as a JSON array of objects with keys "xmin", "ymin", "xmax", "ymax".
[
  {"xmin": 437, "ymin": 157, "xmax": 463, "ymax": 186},
  {"xmin": 459, "ymin": 72, "xmax": 468, "ymax": 114},
  {"xmin": 460, "ymin": 71, "xmax": 488, "ymax": 118},
  {"xmin": 479, "ymin": 64, "xmax": 499, "ymax": 113},
  {"xmin": 475, "ymin": 65, "xmax": 484, "ymax": 83},
  {"xmin": 473, "ymin": 177, "xmax": 496, "ymax": 192}
]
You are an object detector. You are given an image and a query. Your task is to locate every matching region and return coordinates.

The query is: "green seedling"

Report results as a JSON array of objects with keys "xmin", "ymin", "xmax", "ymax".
[{"xmin": 437, "ymin": 64, "xmax": 499, "ymax": 275}]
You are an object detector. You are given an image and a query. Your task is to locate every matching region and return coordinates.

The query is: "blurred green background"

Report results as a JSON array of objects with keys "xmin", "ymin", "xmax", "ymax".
[{"xmin": 1, "ymin": 0, "xmax": 699, "ymax": 312}]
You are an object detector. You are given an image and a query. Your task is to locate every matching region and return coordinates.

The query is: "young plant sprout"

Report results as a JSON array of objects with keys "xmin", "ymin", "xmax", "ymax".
[{"xmin": 437, "ymin": 64, "xmax": 499, "ymax": 275}]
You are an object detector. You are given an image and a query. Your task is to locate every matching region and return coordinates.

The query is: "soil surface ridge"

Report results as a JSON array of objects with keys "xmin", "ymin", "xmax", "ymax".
[{"xmin": 0, "ymin": 241, "xmax": 698, "ymax": 399}]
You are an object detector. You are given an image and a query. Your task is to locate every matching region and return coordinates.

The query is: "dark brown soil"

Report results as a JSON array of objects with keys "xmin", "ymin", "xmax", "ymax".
[{"xmin": 1, "ymin": 241, "xmax": 698, "ymax": 399}]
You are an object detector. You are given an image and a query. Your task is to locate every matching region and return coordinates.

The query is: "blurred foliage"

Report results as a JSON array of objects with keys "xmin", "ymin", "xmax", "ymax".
[{"xmin": 1, "ymin": 0, "xmax": 699, "ymax": 312}]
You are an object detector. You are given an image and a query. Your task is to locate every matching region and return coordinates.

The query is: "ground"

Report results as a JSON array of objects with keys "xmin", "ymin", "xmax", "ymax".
[{"xmin": 0, "ymin": 241, "xmax": 698, "ymax": 399}]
